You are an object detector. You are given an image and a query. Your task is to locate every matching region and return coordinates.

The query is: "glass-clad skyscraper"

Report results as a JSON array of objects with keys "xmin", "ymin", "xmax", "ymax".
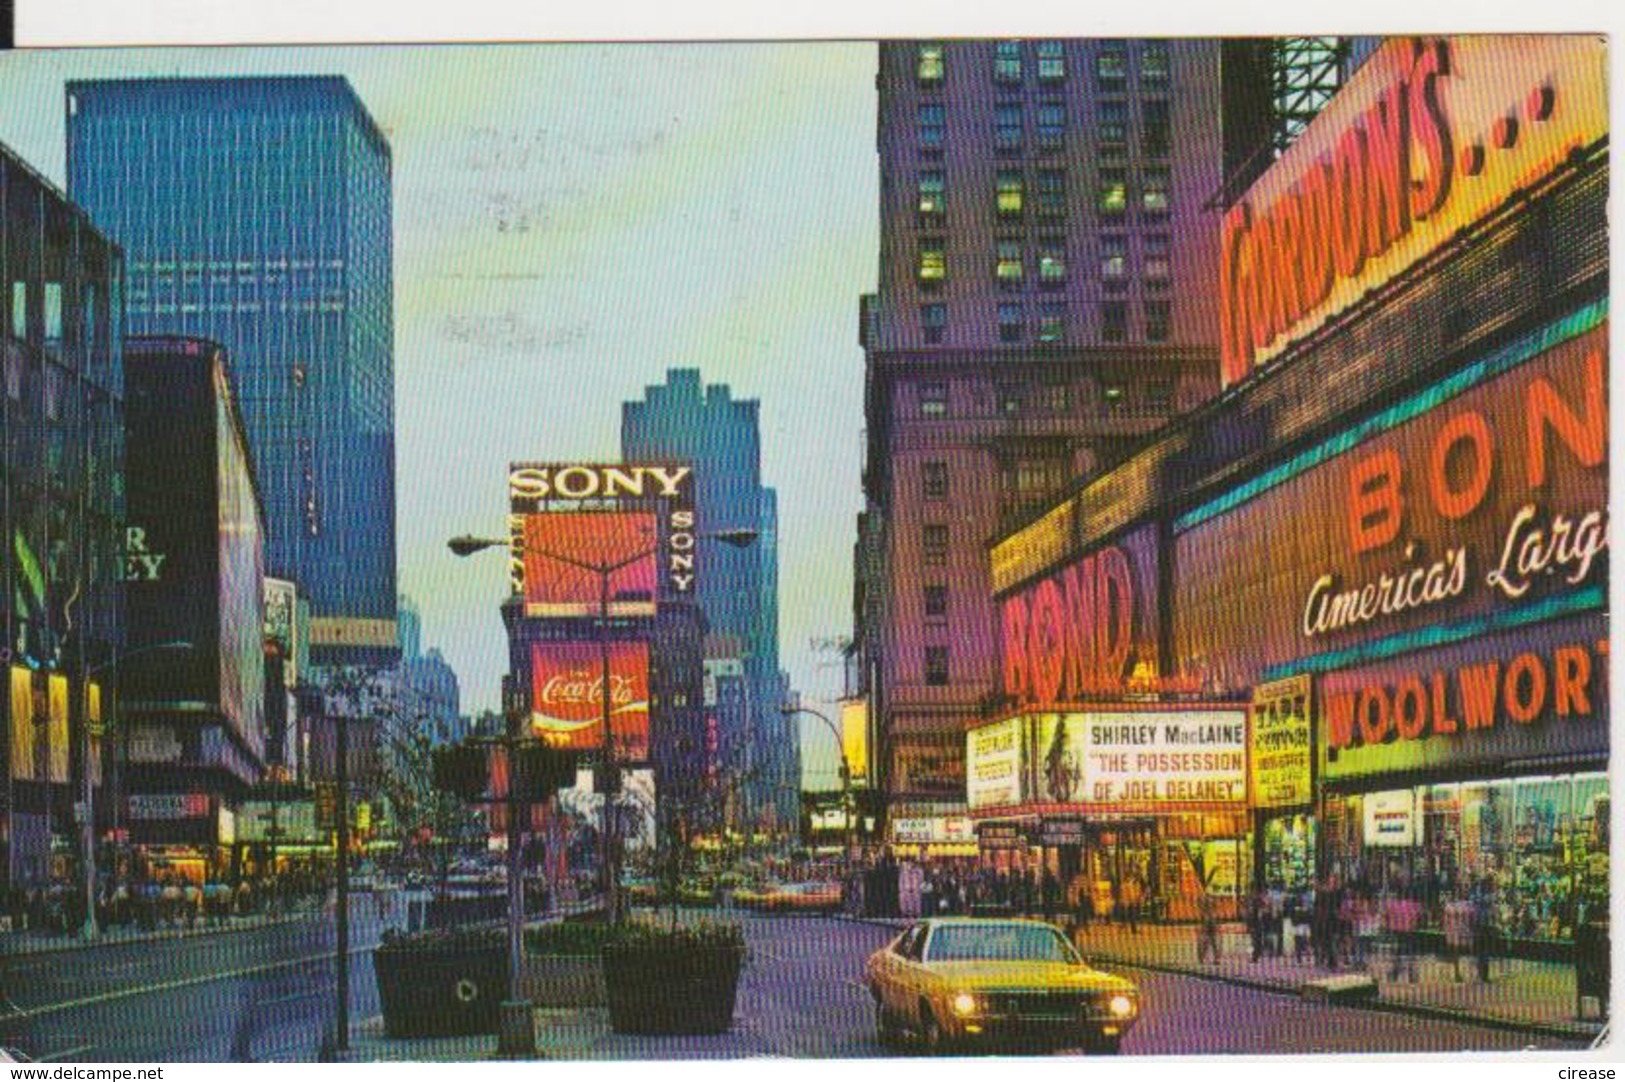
[{"xmin": 65, "ymin": 77, "xmax": 396, "ymax": 663}]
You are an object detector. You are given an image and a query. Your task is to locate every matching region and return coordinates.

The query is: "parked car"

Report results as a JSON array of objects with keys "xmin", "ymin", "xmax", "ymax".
[{"xmin": 865, "ymin": 918, "xmax": 1138, "ymax": 1054}]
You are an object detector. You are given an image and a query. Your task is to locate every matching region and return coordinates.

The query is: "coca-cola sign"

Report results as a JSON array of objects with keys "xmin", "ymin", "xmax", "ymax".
[{"xmin": 530, "ymin": 642, "xmax": 650, "ymax": 760}]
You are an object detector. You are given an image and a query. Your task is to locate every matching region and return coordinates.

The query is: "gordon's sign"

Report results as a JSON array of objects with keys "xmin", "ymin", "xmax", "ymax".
[{"xmin": 1221, "ymin": 36, "xmax": 1606, "ymax": 385}]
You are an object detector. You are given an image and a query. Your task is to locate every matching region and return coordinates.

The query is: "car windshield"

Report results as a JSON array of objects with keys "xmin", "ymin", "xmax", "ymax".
[{"xmin": 926, "ymin": 924, "xmax": 1080, "ymax": 964}]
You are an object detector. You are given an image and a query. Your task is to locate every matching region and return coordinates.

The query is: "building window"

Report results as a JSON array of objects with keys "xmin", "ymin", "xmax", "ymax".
[
  {"xmin": 924, "ymin": 584, "xmax": 949, "ymax": 618},
  {"xmin": 1145, "ymin": 233, "xmax": 1172, "ymax": 288},
  {"xmin": 1143, "ymin": 166, "xmax": 1170, "ymax": 215},
  {"xmin": 918, "ymin": 43, "xmax": 945, "ymax": 84},
  {"xmin": 1101, "ymin": 234, "xmax": 1127, "ymax": 283},
  {"xmin": 1103, "ymin": 381, "xmax": 1127, "ymax": 410},
  {"xmin": 1039, "ymin": 239, "xmax": 1067, "ymax": 286},
  {"xmin": 1037, "ymin": 377, "xmax": 1070, "ymax": 410},
  {"xmin": 923, "ymin": 523, "xmax": 949, "ymax": 565},
  {"xmin": 10, "ymin": 282, "xmax": 24, "ymax": 341},
  {"xmin": 920, "ymin": 382, "xmax": 948, "ymax": 417},
  {"xmin": 998, "ymin": 303, "xmax": 1023, "ymax": 342},
  {"xmin": 1098, "ymin": 169, "xmax": 1127, "ymax": 216},
  {"xmin": 1141, "ymin": 42, "xmax": 1170, "ymax": 84},
  {"xmin": 922, "ymin": 462, "xmax": 949, "ymax": 500},
  {"xmin": 924, "ymin": 645, "xmax": 950, "ymax": 686},
  {"xmin": 1036, "ymin": 169, "xmax": 1066, "ymax": 218},
  {"xmin": 997, "ymin": 382, "xmax": 1026, "ymax": 415},
  {"xmin": 1145, "ymin": 299, "xmax": 1171, "ymax": 342},
  {"xmin": 1142, "ymin": 98, "xmax": 1171, "ymax": 157},
  {"xmin": 1037, "ymin": 40, "xmax": 1065, "ymax": 83},
  {"xmin": 1103, "ymin": 301, "xmax": 1128, "ymax": 342},
  {"xmin": 1037, "ymin": 101, "xmax": 1066, "ymax": 152},
  {"xmin": 1099, "ymin": 98, "xmax": 1128, "ymax": 146},
  {"xmin": 1038, "ymin": 302, "xmax": 1066, "ymax": 343},
  {"xmin": 1097, "ymin": 49, "xmax": 1128, "ymax": 93},
  {"xmin": 1146, "ymin": 377, "xmax": 1175, "ymax": 412},
  {"xmin": 1014, "ymin": 457, "xmax": 1069, "ymax": 503},
  {"xmin": 994, "ymin": 40, "xmax": 1022, "ymax": 83},
  {"xmin": 43, "ymin": 283, "xmax": 62, "ymax": 356},
  {"xmin": 919, "ymin": 103, "xmax": 946, "ymax": 152},
  {"xmin": 995, "ymin": 103, "xmax": 1023, "ymax": 154},
  {"xmin": 996, "ymin": 240, "xmax": 1024, "ymax": 285},
  {"xmin": 919, "ymin": 241, "xmax": 947, "ymax": 286},
  {"xmin": 918, "ymin": 171, "xmax": 946, "ymax": 222},
  {"xmin": 922, "ymin": 302, "xmax": 947, "ymax": 343},
  {"xmin": 996, "ymin": 170, "xmax": 1024, "ymax": 217}
]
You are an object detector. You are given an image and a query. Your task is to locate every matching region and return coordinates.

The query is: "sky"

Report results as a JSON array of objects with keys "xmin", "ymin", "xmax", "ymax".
[{"xmin": 0, "ymin": 42, "xmax": 877, "ymax": 787}]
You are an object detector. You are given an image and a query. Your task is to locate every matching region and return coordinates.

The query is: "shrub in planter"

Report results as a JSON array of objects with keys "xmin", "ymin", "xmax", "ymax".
[
  {"xmin": 374, "ymin": 925, "xmax": 508, "ymax": 1038},
  {"xmin": 602, "ymin": 920, "xmax": 746, "ymax": 1035}
]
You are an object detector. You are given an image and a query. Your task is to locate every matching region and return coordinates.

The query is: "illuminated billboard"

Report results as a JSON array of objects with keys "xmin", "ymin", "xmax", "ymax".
[
  {"xmin": 530, "ymin": 641, "xmax": 651, "ymax": 760},
  {"xmin": 517, "ymin": 512, "xmax": 659, "ymax": 618},
  {"xmin": 966, "ymin": 716, "xmax": 1025, "ymax": 811},
  {"xmin": 508, "ymin": 462, "xmax": 698, "ymax": 606},
  {"xmin": 1032, "ymin": 709, "xmax": 1247, "ymax": 811},
  {"xmin": 216, "ymin": 359, "xmax": 266, "ymax": 761},
  {"xmin": 1221, "ymin": 36, "xmax": 1606, "ymax": 385},
  {"xmin": 1176, "ymin": 312, "xmax": 1606, "ymax": 692},
  {"xmin": 1001, "ymin": 523, "xmax": 1170, "ymax": 705},
  {"xmin": 840, "ymin": 699, "xmax": 869, "ymax": 785}
]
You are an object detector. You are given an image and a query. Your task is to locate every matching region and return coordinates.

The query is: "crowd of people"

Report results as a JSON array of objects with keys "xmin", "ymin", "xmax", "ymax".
[
  {"xmin": 1241, "ymin": 870, "xmax": 1502, "ymax": 982},
  {"xmin": 915, "ymin": 859, "xmax": 1151, "ymax": 934},
  {"xmin": 3, "ymin": 863, "xmax": 334, "ymax": 938}
]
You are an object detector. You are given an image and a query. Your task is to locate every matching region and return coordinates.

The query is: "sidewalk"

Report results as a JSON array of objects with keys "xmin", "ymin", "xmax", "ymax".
[
  {"xmin": 0, "ymin": 907, "xmax": 325, "ymax": 958},
  {"xmin": 1072, "ymin": 920, "xmax": 1607, "ymax": 1042}
]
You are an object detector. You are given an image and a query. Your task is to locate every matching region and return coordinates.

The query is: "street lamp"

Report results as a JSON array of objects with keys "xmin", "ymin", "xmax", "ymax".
[
  {"xmin": 450, "ymin": 526, "xmax": 756, "ymax": 926},
  {"xmin": 79, "ymin": 638, "xmax": 193, "ymax": 939},
  {"xmin": 781, "ymin": 705, "xmax": 855, "ymax": 881}
]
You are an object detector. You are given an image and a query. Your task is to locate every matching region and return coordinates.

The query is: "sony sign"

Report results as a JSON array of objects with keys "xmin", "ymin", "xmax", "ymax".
[{"xmin": 509, "ymin": 462, "xmax": 698, "ymax": 599}]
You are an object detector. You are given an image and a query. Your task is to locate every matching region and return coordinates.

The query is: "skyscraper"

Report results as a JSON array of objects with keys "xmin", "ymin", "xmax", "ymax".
[
  {"xmin": 853, "ymin": 40, "xmax": 1228, "ymax": 828},
  {"xmin": 622, "ymin": 371, "xmax": 785, "ymax": 833},
  {"xmin": 1, "ymin": 139, "xmax": 126, "ymax": 891},
  {"xmin": 65, "ymin": 76, "xmax": 397, "ymax": 665}
]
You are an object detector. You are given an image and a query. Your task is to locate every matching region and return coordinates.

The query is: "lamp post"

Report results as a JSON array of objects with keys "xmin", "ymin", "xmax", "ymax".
[
  {"xmin": 450, "ymin": 527, "xmax": 756, "ymax": 924},
  {"xmin": 781, "ymin": 705, "xmax": 854, "ymax": 878}
]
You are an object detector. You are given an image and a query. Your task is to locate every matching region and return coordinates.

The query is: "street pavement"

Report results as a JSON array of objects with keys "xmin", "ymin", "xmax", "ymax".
[{"xmin": 3, "ymin": 909, "xmax": 1598, "ymax": 1061}]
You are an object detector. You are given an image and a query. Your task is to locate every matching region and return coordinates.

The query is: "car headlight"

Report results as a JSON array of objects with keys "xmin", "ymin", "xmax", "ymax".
[
  {"xmin": 1108, "ymin": 993, "xmax": 1136, "ymax": 1018},
  {"xmin": 951, "ymin": 991, "xmax": 980, "ymax": 1017}
]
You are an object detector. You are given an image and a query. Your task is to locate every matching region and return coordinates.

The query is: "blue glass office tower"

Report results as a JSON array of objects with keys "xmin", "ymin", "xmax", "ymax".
[
  {"xmin": 622, "ymin": 371, "xmax": 790, "ymax": 834},
  {"xmin": 65, "ymin": 77, "xmax": 396, "ymax": 663}
]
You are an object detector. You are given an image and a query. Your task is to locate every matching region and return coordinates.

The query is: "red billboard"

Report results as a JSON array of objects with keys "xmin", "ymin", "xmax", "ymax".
[
  {"xmin": 519, "ymin": 512, "xmax": 658, "ymax": 618},
  {"xmin": 530, "ymin": 641, "xmax": 650, "ymax": 760}
]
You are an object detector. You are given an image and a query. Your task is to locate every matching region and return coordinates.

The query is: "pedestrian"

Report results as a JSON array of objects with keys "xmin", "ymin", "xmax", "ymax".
[
  {"xmin": 1313, "ymin": 872, "xmax": 1341, "ymax": 970},
  {"xmin": 1351, "ymin": 887, "xmax": 1382, "ymax": 971},
  {"xmin": 1041, "ymin": 869, "xmax": 1059, "ymax": 923},
  {"xmin": 1442, "ymin": 894, "xmax": 1473, "ymax": 981},
  {"xmin": 183, "ymin": 880, "xmax": 201, "ymax": 929},
  {"xmin": 1469, "ymin": 875, "xmax": 1497, "ymax": 983},
  {"xmin": 1120, "ymin": 871, "xmax": 1144, "ymax": 935},
  {"xmin": 1072, "ymin": 873, "xmax": 1094, "ymax": 934},
  {"xmin": 1196, "ymin": 886, "xmax": 1221, "ymax": 964},
  {"xmin": 1384, "ymin": 884, "xmax": 1423, "ymax": 983},
  {"xmin": 1247, "ymin": 885, "xmax": 1267, "ymax": 962}
]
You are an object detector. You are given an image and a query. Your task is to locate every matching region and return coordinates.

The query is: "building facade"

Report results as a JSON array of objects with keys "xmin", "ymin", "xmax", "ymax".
[
  {"xmin": 1, "ymin": 140, "xmax": 126, "ymax": 892},
  {"xmin": 974, "ymin": 36, "xmax": 1608, "ymax": 948},
  {"xmin": 622, "ymin": 371, "xmax": 789, "ymax": 836},
  {"xmin": 854, "ymin": 40, "xmax": 1229, "ymax": 834},
  {"xmin": 121, "ymin": 336, "xmax": 266, "ymax": 872},
  {"xmin": 66, "ymin": 77, "xmax": 397, "ymax": 665}
]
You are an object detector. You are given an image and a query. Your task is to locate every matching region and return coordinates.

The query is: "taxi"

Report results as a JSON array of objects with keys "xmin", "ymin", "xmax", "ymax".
[{"xmin": 864, "ymin": 918, "xmax": 1139, "ymax": 1054}]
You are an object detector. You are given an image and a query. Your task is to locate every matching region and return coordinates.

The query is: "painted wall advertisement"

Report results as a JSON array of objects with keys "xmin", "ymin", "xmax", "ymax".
[
  {"xmin": 1251, "ymin": 675, "xmax": 1312, "ymax": 809},
  {"xmin": 966, "ymin": 716, "xmax": 1026, "ymax": 810},
  {"xmin": 530, "ymin": 641, "xmax": 651, "ymax": 760},
  {"xmin": 1032, "ymin": 710, "xmax": 1247, "ymax": 809}
]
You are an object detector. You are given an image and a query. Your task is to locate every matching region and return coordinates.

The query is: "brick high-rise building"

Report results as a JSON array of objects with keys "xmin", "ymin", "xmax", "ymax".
[{"xmin": 853, "ymin": 40, "xmax": 1230, "ymax": 828}]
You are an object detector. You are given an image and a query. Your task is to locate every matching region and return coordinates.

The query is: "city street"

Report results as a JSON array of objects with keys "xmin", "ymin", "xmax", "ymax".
[{"xmin": 6, "ymin": 910, "xmax": 1587, "ymax": 1061}]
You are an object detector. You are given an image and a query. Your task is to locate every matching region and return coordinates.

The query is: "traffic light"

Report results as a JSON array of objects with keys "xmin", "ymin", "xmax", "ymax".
[
  {"xmin": 515, "ymin": 745, "xmax": 578, "ymax": 802},
  {"xmin": 432, "ymin": 742, "xmax": 489, "ymax": 801}
]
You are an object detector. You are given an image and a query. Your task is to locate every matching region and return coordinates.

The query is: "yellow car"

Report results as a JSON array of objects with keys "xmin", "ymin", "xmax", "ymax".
[{"xmin": 865, "ymin": 918, "xmax": 1139, "ymax": 1054}]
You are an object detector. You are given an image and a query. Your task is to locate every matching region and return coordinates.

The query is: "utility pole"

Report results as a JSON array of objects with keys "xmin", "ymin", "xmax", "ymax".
[{"xmin": 334, "ymin": 692, "xmax": 350, "ymax": 1055}]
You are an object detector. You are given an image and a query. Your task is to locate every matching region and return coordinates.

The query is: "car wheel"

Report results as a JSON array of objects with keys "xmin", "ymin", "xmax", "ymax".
[
  {"xmin": 1086, "ymin": 1034, "xmax": 1122, "ymax": 1055},
  {"xmin": 920, "ymin": 1006, "xmax": 952, "ymax": 1055},
  {"xmin": 874, "ymin": 994, "xmax": 901, "ymax": 1047}
]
